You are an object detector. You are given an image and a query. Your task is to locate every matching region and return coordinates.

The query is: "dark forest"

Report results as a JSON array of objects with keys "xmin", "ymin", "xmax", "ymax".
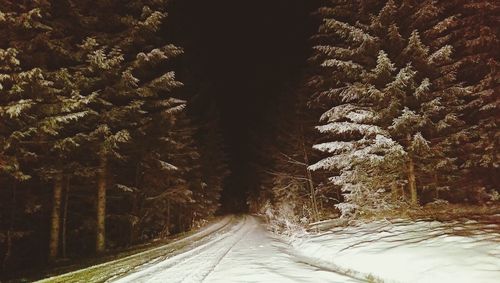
[{"xmin": 0, "ymin": 0, "xmax": 498, "ymax": 281}]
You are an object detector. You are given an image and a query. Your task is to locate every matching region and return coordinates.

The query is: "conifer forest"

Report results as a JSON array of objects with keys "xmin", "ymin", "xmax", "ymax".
[{"xmin": 0, "ymin": 0, "xmax": 498, "ymax": 282}]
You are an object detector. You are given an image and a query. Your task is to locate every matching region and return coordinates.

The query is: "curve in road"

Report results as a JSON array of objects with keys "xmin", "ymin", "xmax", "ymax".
[{"xmin": 114, "ymin": 215, "xmax": 360, "ymax": 283}]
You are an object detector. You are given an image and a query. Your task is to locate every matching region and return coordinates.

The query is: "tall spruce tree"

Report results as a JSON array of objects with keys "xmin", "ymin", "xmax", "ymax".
[
  {"xmin": 0, "ymin": 1, "xmax": 98, "ymax": 262},
  {"xmin": 445, "ymin": 0, "xmax": 499, "ymax": 196},
  {"xmin": 56, "ymin": 0, "xmax": 189, "ymax": 252},
  {"xmin": 196, "ymin": 113, "xmax": 230, "ymax": 219},
  {"xmin": 1, "ymin": 0, "xmax": 224, "ymax": 270},
  {"xmin": 307, "ymin": 0, "xmax": 469, "ymax": 216}
]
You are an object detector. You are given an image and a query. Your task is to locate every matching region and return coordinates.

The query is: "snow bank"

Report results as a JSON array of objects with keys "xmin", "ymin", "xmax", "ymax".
[{"xmin": 290, "ymin": 217, "xmax": 500, "ymax": 283}]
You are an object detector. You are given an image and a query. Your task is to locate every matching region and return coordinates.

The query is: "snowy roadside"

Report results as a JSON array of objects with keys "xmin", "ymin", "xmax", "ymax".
[
  {"xmin": 284, "ymin": 215, "xmax": 500, "ymax": 283},
  {"xmin": 34, "ymin": 216, "xmax": 235, "ymax": 283}
]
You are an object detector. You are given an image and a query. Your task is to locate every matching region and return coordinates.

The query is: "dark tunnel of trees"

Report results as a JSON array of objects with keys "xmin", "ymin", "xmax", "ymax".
[
  {"xmin": 0, "ymin": 0, "xmax": 498, "ymax": 278},
  {"xmin": 167, "ymin": 0, "xmax": 320, "ymax": 212}
]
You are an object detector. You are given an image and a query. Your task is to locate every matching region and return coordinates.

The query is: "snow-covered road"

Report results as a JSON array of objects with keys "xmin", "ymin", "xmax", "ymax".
[
  {"xmin": 113, "ymin": 215, "xmax": 359, "ymax": 283},
  {"xmin": 37, "ymin": 214, "xmax": 500, "ymax": 283}
]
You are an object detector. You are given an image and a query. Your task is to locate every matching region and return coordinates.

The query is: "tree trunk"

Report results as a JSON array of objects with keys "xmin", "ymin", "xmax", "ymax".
[
  {"xmin": 306, "ymin": 168, "xmax": 319, "ymax": 222},
  {"xmin": 391, "ymin": 182, "xmax": 398, "ymax": 202},
  {"xmin": 300, "ymin": 126, "xmax": 319, "ymax": 223},
  {"xmin": 2, "ymin": 182, "xmax": 16, "ymax": 271},
  {"xmin": 406, "ymin": 134, "xmax": 418, "ymax": 206},
  {"xmin": 61, "ymin": 176, "xmax": 70, "ymax": 258},
  {"xmin": 96, "ymin": 153, "xmax": 107, "ymax": 253},
  {"xmin": 433, "ymin": 173, "xmax": 439, "ymax": 200},
  {"xmin": 166, "ymin": 199, "xmax": 170, "ymax": 236},
  {"xmin": 408, "ymin": 156, "xmax": 418, "ymax": 206},
  {"xmin": 49, "ymin": 173, "xmax": 63, "ymax": 261},
  {"xmin": 130, "ymin": 163, "xmax": 142, "ymax": 245},
  {"xmin": 178, "ymin": 210, "xmax": 183, "ymax": 232}
]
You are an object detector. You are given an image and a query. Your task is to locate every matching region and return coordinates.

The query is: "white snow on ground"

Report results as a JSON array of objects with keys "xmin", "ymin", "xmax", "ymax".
[
  {"xmin": 290, "ymin": 215, "xmax": 500, "ymax": 283},
  {"xmin": 40, "ymin": 214, "xmax": 500, "ymax": 283},
  {"xmin": 114, "ymin": 215, "xmax": 360, "ymax": 283},
  {"xmin": 36, "ymin": 216, "xmax": 235, "ymax": 283}
]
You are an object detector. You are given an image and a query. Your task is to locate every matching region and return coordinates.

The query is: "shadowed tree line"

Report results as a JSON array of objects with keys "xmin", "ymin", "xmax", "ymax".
[
  {"xmin": 252, "ymin": 0, "xmax": 498, "ymax": 222},
  {"xmin": 0, "ymin": 0, "xmax": 228, "ymax": 275}
]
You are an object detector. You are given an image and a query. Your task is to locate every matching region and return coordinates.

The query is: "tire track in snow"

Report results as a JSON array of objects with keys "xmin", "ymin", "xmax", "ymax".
[
  {"xmin": 164, "ymin": 216, "xmax": 249, "ymax": 283},
  {"xmin": 113, "ymin": 215, "xmax": 363, "ymax": 283},
  {"xmin": 36, "ymin": 216, "xmax": 235, "ymax": 283},
  {"xmin": 184, "ymin": 216, "xmax": 252, "ymax": 282},
  {"xmin": 104, "ymin": 216, "xmax": 237, "ymax": 283},
  {"xmin": 113, "ymin": 216, "xmax": 248, "ymax": 283}
]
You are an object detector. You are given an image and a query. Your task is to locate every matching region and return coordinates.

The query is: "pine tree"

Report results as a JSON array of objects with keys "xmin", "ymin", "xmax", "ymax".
[
  {"xmin": 0, "ymin": 0, "xmax": 230, "ymax": 273},
  {"xmin": 1, "ymin": 0, "xmax": 194, "ymax": 264},
  {"xmin": 444, "ymin": 0, "xmax": 499, "ymax": 195},
  {"xmin": 54, "ymin": 0, "xmax": 187, "ymax": 252},
  {"xmin": 307, "ymin": 0, "xmax": 469, "ymax": 216},
  {"xmin": 196, "ymin": 113, "xmax": 230, "ymax": 219},
  {"xmin": 130, "ymin": 102, "xmax": 193, "ymax": 238},
  {"xmin": 0, "ymin": 1, "xmax": 97, "ymax": 262}
]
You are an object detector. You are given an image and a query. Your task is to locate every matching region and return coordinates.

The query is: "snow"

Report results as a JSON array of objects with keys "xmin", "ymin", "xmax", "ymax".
[
  {"xmin": 38, "ymin": 215, "xmax": 499, "ymax": 283},
  {"xmin": 313, "ymin": 141, "xmax": 355, "ymax": 154},
  {"xmin": 158, "ymin": 160, "xmax": 178, "ymax": 171},
  {"xmin": 290, "ymin": 217, "xmax": 500, "ymax": 283},
  {"xmin": 346, "ymin": 109, "xmax": 375, "ymax": 123},
  {"xmin": 320, "ymin": 103, "xmax": 358, "ymax": 122},
  {"xmin": 428, "ymin": 45, "xmax": 453, "ymax": 65},
  {"xmin": 310, "ymin": 134, "xmax": 402, "ymax": 172},
  {"xmin": 316, "ymin": 122, "xmax": 383, "ymax": 136},
  {"xmin": 113, "ymin": 216, "xmax": 358, "ymax": 283},
  {"xmin": 36, "ymin": 216, "xmax": 235, "ymax": 283}
]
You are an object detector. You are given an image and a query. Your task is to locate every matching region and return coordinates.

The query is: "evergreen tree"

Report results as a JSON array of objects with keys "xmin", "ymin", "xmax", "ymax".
[
  {"xmin": 444, "ymin": 0, "xmax": 499, "ymax": 195},
  {"xmin": 196, "ymin": 113, "xmax": 230, "ymax": 219},
  {"xmin": 0, "ymin": 1, "xmax": 96, "ymax": 262},
  {"xmin": 307, "ymin": 0, "xmax": 469, "ymax": 216},
  {"xmin": 56, "ymin": 0, "xmax": 187, "ymax": 252},
  {"xmin": 1, "ymin": 0, "xmax": 216, "ymax": 270}
]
